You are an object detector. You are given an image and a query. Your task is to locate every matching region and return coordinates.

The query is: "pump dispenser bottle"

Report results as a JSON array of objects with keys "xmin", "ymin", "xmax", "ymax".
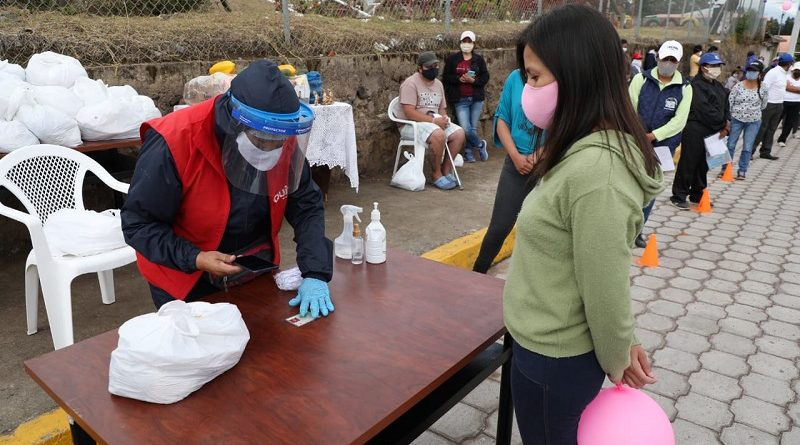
[
  {"xmin": 351, "ymin": 223, "xmax": 364, "ymax": 265},
  {"xmin": 365, "ymin": 202, "xmax": 386, "ymax": 264},
  {"xmin": 334, "ymin": 205, "xmax": 363, "ymax": 259}
]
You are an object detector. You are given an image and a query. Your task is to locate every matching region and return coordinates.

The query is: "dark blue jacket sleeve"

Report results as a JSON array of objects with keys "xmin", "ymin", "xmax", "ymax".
[
  {"xmin": 121, "ymin": 129, "xmax": 201, "ymax": 273},
  {"xmin": 285, "ymin": 160, "xmax": 333, "ymax": 282}
]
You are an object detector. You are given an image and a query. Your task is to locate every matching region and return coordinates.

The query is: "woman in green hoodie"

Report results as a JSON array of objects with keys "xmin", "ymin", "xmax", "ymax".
[{"xmin": 506, "ymin": 5, "xmax": 664, "ymax": 444}]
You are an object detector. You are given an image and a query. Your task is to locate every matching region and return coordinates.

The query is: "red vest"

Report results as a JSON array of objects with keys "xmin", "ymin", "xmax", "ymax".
[{"xmin": 136, "ymin": 97, "xmax": 294, "ymax": 299}]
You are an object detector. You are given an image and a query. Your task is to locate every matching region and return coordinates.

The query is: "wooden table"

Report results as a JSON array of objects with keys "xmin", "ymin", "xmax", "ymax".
[
  {"xmin": 0, "ymin": 138, "xmax": 141, "ymax": 159},
  {"xmin": 26, "ymin": 249, "xmax": 513, "ymax": 445}
]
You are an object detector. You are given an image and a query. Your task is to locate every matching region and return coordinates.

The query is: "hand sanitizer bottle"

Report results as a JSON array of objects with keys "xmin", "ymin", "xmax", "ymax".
[{"xmin": 365, "ymin": 202, "xmax": 386, "ymax": 264}]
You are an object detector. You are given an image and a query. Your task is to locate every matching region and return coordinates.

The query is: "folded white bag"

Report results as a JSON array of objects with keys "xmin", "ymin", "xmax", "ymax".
[
  {"xmin": 43, "ymin": 208, "xmax": 127, "ymax": 256},
  {"xmin": 108, "ymin": 300, "xmax": 250, "ymax": 404}
]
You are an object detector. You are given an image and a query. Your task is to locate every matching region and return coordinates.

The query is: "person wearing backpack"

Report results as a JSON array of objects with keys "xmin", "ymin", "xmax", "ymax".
[{"xmin": 628, "ymin": 40, "xmax": 692, "ymax": 247}]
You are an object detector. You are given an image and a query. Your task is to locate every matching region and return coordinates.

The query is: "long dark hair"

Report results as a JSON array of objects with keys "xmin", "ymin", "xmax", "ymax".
[{"xmin": 517, "ymin": 4, "xmax": 659, "ymax": 179}]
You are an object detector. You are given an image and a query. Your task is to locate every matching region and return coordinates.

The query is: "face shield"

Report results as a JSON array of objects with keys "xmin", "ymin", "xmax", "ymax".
[{"xmin": 222, "ymin": 93, "xmax": 314, "ymax": 196}]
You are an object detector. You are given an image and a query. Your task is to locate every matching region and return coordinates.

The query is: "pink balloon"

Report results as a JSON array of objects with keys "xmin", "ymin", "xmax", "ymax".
[
  {"xmin": 783, "ymin": 0, "xmax": 793, "ymax": 12},
  {"xmin": 577, "ymin": 385, "xmax": 674, "ymax": 445}
]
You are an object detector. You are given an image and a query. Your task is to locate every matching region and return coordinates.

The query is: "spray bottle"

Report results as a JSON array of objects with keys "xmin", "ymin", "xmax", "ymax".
[
  {"xmin": 334, "ymin": 205, "xmax": 363, "ymax": 259},
  {"xmin": 365, "ymin": 202, "xmax": 386, "ymax": 264}
]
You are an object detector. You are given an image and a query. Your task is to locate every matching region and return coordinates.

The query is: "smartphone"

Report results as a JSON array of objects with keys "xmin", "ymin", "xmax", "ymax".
[
  {"xmin": 467, "ymin": 70, "xmax": 476, "ymax": 78},
  {"xmin": 233, "ymin": 255, "xmax": 279, "ymax": 273}
]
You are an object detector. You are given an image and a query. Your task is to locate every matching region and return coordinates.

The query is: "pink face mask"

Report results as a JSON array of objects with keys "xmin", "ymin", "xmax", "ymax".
[{"xmin": 521, "ymin": 81, "xmax": 559, "ymax": 130}]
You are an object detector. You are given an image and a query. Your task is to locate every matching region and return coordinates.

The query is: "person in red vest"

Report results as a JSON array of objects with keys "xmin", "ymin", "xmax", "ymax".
[{"xmin": 122, "ymin": 60, "xmax": 334, "ymax": 318}]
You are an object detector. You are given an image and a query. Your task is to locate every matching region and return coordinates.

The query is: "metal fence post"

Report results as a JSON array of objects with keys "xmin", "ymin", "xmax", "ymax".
[
  {"xmin": 444, "ymin": 0, "xmax": 452, "ymax": 34},
  {"xmin": 686, "ymin": 0, "xmax": 695, "ymax": 41},
  {"xmin": 538, "ymin": 0, "xmax": 543, "ymax": 17},
  {"xmin": 635, "ymin": 0, "xmax": 643, "ymax": 40},
  {"xmin": 281, "ymin": 0, "xmax": 291, "ymax": 44},
  {"xmin": 664, "ymin": 0, "xmax": 672, "ymax": 41}
]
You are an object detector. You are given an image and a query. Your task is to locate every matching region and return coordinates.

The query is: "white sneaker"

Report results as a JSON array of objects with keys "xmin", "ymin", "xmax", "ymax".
[{"xmin": 779, "ymin": 142, "xmax": 786, "ymax": 147}]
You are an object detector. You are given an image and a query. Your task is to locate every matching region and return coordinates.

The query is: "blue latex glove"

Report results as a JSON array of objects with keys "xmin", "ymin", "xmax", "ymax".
[{"xmin": 288, "ymin": 277, "xmax": 334, "ymax": 318}]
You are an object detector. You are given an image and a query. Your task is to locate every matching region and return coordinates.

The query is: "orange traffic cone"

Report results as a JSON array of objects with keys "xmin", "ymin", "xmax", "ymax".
[
  {"xmin": 720, "ymin": 163, "xmax": 734, "ymax": 182},
  {"xmin": 637, "ymin": 234, "xmax": 659, "ymax": 268},
  {"xmin": 694, "ymin": 189, "xmax": 712, "ymax": 214}
]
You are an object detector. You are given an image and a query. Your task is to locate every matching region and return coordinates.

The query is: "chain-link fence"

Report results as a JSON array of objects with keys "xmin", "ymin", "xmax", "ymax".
[{"xmin": 0, "ymin": 0, "xmax": 777, "ymax": 67}]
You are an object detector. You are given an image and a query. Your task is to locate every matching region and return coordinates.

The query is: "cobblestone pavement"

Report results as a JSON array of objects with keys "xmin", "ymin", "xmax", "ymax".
[{"xmin": 413, "ymin": 140, "xmax": 800, "ymax": 445}]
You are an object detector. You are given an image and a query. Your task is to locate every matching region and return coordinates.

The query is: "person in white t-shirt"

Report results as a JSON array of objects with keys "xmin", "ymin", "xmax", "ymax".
[
  {"xmin": 754, "ymin": 52, "xmax": 794, "ymax": 160},
  {"xmin": 777, "ymin": 62, "xmax": 800, "ymax": 146}
]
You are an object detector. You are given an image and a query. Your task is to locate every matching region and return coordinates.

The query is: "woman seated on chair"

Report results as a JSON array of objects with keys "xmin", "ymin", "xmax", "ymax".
[{"xmin": 395, "ymin": 51, "xmax": 466, "ymax": 190}]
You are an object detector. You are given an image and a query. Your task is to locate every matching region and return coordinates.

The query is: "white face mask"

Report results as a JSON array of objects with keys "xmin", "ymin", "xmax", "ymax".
[
  {"xmin": 460, "ymin": 42, "xmax": 474, "ymax": 53},
  {"xmin": 622, "ymin": 47, "xmax": 628, "ymax": 53},
  {"xmin": 236, "ymin": 132, "xmax": 283, "ymax": 171},
  {"xmin": 704, "ymin": 66, "xmax": 722, "ymax": 80}
]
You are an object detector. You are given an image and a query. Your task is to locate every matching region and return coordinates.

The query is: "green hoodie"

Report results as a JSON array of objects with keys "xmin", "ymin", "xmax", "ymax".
[{"xmin": 503, "ymin": 130, "xmax": 664, "ymax": 381}]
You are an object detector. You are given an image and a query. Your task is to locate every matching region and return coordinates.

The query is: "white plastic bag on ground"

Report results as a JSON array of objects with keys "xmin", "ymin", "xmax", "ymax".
[
  {"xmin": 43, "ymin": 209, "xmax": 127, "ymax": 256},
  {"xmin": 33, "ymin": 86, "xmax": 83, "ymax": 118},
  {"xmin": 71, "ymin": 77, "xmax": 108, "ymax": 104},
  {"xmin": 0, "ymin": 120, "xmax": 39, "ymax": 153},
  {"xmin": 108, "ymin": 300, "xmax": 250, "ymax": 404},
  {"xmin": 0, "ymin": 60, "xmax": 25, "ymax": 81},
  {"xmin": 76, "ymin": 95, "xmax": 161, "ymax": 141},
  {"xmin": 390, "ymin": 151, "xmax": 426, "ymax": 191},
  {"xmin": 25, "ymin": 52, "xmax": 88, "ymax": 88},
  {"xmin": 15, "ymin": 91, "xmax": 82, "ymax": 147}
]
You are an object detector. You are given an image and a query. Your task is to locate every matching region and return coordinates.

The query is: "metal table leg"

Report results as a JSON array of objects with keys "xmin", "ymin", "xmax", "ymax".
[{"xmin": 496, "ymin": 332, "xmax": 514, "ymax": 445}]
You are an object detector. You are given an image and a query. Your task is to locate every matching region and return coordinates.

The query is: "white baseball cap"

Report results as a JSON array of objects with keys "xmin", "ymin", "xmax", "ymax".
[
  {"xmin": 792, "ymin": 62, "xmax": 800, "ymax": 71},
  {"xmin": 658, "ymin": 40, "xmax": 684, "ymax": 61},
  {"xmin": 460, "ymin": 31, "xmax": 476, "ymax": 42}
]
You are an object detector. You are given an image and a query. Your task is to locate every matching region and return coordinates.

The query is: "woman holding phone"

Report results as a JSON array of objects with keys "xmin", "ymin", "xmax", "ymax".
[
  {"xmin": 443, "ymin": 30, "xmax": 490, "ymax": 162},
  {"xmin": 504, "ymin": 5, "xmax": 663, "ymax": 443}
]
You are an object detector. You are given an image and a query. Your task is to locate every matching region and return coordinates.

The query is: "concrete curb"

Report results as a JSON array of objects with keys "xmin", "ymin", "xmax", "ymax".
[{"xmin": 0, "ymin": 227, "xmax": 514, "ymax": 445}]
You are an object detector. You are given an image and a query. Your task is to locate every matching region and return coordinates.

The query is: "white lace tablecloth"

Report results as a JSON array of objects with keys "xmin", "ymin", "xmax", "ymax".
[{"xmin": 307, "ymin": 102, "xmax": 359, "ymax": 191}]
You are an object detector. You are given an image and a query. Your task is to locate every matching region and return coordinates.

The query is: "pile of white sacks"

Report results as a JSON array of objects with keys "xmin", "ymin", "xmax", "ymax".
[{"xmin": 0, "ymin": 51, "xmax": 161, "ymax": 153}]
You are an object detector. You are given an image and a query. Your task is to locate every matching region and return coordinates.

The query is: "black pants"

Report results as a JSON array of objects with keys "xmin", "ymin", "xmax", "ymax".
[
  {"xmin": 511, "ymin": 339, "xmax": 606, "ymax": 445},
  {"xmin": 150, "ymin": 276, "xmax": 219, "ymax": 309},
  {"xmin": 755, "ymin": 102, "xmax": 783, "ymax": 156},
  {"xmin": 672, "ymin": 124, "xmax": 710, "ymax": 203},
  {"xmin": 778, "ymin": 101, "xmax": 800, "ymax": 143},
  {"xmin": 473, "ymin": 155, "xmax": 535, "ymax": 273}
]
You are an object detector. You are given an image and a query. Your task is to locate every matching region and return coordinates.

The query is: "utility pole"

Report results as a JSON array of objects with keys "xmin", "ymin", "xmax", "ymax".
[
  {"xmin": 665, "ymin": 0, "xmax": 673, "ymax": 41},
  {"xmin": 635, "ymin": 0, "xmax": 644, "ymax": 40},
  {"xmin": 789, "ymin": 6, "xmax": 800, "ymax": 59}
]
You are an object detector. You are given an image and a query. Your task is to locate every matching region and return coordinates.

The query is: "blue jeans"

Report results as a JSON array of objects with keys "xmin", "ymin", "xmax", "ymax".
[
  {"xmin": 511, "ymin": 339, "xmax": 606, "ymax": 445},
  {"xmin": 454, "ymin": 97, "xmax": 485, "ymax": 149},
  {"xmin": 727, "ymin": 118, "xmax": 760, "ymax": 174}
]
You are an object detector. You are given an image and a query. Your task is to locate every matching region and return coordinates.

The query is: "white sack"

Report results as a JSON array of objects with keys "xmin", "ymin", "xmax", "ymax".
[
  {"xmin": 76, "ymin": 95, "xmax": 161, "ymax": 141},
  {"xmin": 33, "ymin": 86, "xmax": 83, "ymax": 118},
  {"xmin": 25, "ymin": 51, "xmax": 88, "ymax": 88},
  {"xmin": 108, "ymin": 300, "xmax": 250, "ymax": 404},
  {"xmin": 43, "ymin": 209, "xmax": 127, "ymax": 256},
  {"xmin": 71, "ymin": 77, "xmax": 108, "ymax": 104},
  {"xmin": 107, "ymin": 85, "xmax": 138, "ymax": 99},
  {"xmin": 390, "ymin": 151, "xmax": 426, "ymax": 191},
  {"xmin": 0, "ymin": 120, "xmax": 39, "ymax": 153},
  {"xmin": 0, "ymin": 78, "xmax": 28, "ymax": 120},
  {"xmin": 0, "ymin": 60, "xmax": 25, "ymax": 81},
  {"xmin": 15, "ymin": 91, "xmax": 82, "ymax": 147}
]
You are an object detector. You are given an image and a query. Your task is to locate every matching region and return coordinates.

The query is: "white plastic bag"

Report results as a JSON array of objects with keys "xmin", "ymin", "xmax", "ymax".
[
  {"xmin": 0, "ymin": 120, "xmax": 39, "ymax": 153},
  {"xmin": 76, "ymin": 95, "xmax": 160, "ymax": 141},
  {"xmin": 43, "ymin": 208, "xmax": 127, "ymax": 256},
  {"xmin": 15, "ymin": 91, "xmax": 82, "ymax": 147},
  {"xmin": 25, "ymin": 51, "xmax": 88, "ymax": 88},
  {"xmin": 108, "ymin": 85, "xmax": 138, "ymax": 100},
  {"xmin": 108, "ymin": 300, "xmax": 250, "ymax": 404},
  {"xmin": 0, "ymin": 77, "xmax": 28, "ymax": 120},
  {"xmin": 33, "ymin": 85, "xmax": 83, "ymax": 118},
  {"xmin": 0, "ymin": 60, "xmax": 25, "ymax": 81},
  {"xmin": 390, "ymin": 151, "xmax": 426, "ymax": 191},
  {"xmin": 71, "ymin": 77, "xmax": 108, "ymax": 104}
]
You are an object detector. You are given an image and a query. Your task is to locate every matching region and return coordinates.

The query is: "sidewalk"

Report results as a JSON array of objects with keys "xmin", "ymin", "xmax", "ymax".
[{"xmin": 414, "ymin": 140, "xmax": 800, "ymax": 444}]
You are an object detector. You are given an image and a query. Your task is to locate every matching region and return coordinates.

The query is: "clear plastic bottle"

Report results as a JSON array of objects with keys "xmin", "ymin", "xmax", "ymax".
[{"xmin": 351, "ymin": 223, "xmax": 364, "ymax": 265}]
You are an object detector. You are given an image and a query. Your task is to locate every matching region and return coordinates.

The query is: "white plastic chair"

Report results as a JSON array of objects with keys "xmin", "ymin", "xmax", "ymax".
[
  {"xmin": 0, "ymin": 144, "xmax": 136, "ymax": 350},
  {"xmin": 387, "ymin": 97, "xmax": 461, "ymax": 188}
]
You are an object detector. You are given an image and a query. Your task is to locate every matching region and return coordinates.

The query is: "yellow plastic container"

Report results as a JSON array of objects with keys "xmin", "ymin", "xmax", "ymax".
[
  {"xmin": 209, "ymin": 61, "xmax": 236, "ymax": 75},
  {"xmin": 278, "ymin": 64, "xmax": 297, "ymax": 77}
]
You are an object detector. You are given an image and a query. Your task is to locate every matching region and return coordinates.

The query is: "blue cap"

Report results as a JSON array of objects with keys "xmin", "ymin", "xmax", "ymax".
[
  {"xmin": 699, "ymin": 52, "xmax": 725, "ymax": 66},
  {"xmin": 778, "ymin": 53, "xmax": 795, "ymax": 64}
]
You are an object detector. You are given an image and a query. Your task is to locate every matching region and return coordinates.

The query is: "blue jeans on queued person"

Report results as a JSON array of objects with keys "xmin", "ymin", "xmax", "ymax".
[
  {"xmin": 454, "ymin": 97, "xmax": 486, "ymax": 160},
  {"xmin": 727, "ymin": 118, "xmax": 761, "ymax": 175},
  {"xmin": 511, "ymin": 339, "xmax": 606, "ymax": 445}
]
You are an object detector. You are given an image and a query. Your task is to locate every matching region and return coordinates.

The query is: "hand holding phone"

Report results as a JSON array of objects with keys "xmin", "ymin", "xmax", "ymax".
[
  {"xmin": 467, "ymin": 70, "xmax": 476, "ymax": 78},
  {"xmin": 233, "ymin": 255, "xmax": 279, "ymax": 273}
]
